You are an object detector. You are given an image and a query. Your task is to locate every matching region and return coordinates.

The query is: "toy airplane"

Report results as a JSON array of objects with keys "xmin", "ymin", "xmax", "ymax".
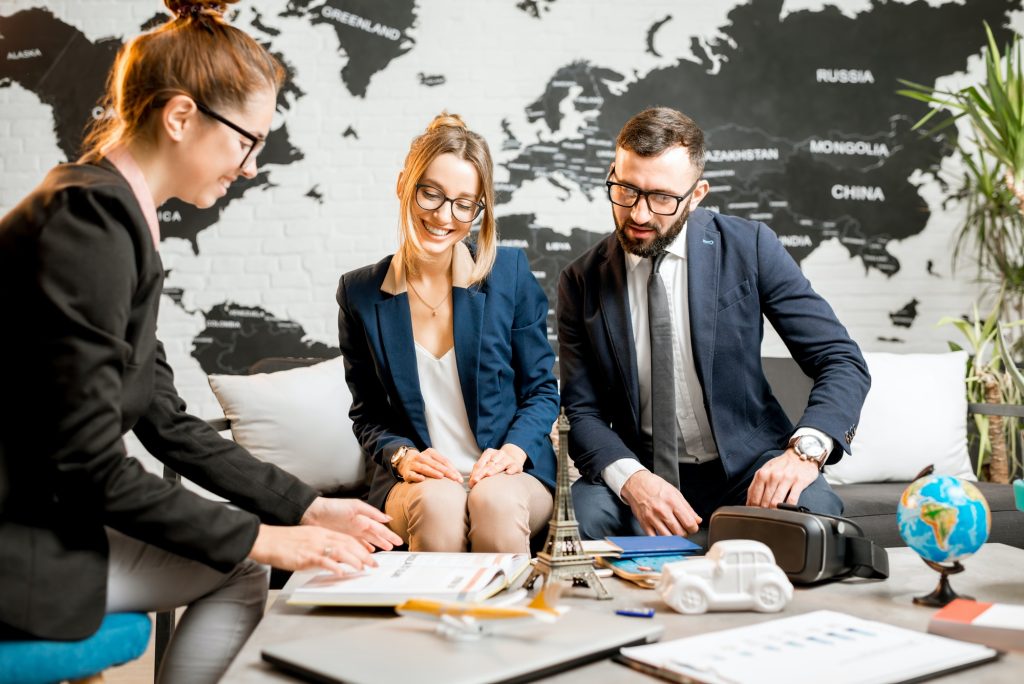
[{"xmin": 395, "ymin": 584, "xmax": 565, "ymax": 640}]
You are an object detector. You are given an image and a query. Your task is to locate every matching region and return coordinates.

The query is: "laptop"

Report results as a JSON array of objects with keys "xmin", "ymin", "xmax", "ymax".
[{"xmin": 262, "ymin": 607, "xmax": 664, "ymax": 684}]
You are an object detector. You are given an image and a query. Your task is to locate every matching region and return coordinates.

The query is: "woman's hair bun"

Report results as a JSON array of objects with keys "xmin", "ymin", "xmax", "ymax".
[
  {"xmin": 426, "ymin": 111, "xmax": 467, "ymax": 133},
  {"xmin": 164, "ymin": 0, "xmax": 234, "ymax": 21}
]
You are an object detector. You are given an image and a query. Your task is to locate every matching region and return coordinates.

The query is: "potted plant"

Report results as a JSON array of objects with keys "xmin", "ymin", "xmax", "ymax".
[
  {"xmin": 900, "ymin": 23, "xmax": 1024, "ymax": 335},
  {"xmin": 940, "ymin": 297, "xmax": 1024, "ymax": 482}
]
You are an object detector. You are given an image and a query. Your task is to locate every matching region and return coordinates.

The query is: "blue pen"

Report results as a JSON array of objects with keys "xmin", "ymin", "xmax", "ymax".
[{"xmin": 616, "ymin": 607, "xmax": 655, "ymax": 618}]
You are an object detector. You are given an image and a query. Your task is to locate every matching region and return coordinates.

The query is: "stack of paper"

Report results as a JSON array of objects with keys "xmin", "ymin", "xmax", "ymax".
[{"xmin": 617, "ymin": 610, "xmax": 999, "ymax": 684}]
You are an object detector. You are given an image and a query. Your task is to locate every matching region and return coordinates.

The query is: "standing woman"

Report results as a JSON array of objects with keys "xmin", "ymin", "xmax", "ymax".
[
  {"xmin": 0, "ymin": 2, "xmax": 400, "ymax": 682},
  {"xmin": 337, "ymin": 113, "xmax": 557, "ymax": 553}
]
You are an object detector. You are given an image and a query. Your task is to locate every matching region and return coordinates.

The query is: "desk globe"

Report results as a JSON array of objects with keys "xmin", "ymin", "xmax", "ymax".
[{"xmin": 897, "ymin": 474, "xmax": 991, "ymax": 606}]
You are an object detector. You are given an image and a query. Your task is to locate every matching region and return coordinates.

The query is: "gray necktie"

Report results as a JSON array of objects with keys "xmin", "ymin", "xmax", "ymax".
[{"xmin": 648, "ymin": 251, "xmax": 680, "ymax": 488}]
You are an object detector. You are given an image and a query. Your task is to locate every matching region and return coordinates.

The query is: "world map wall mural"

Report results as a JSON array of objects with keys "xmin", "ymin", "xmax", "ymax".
[{"xmin": 1, "ymin": 0, "xmax": 1021, "ymax": 420}]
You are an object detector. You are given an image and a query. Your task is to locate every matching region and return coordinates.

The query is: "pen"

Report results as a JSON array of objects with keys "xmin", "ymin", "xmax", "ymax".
[{"xmin": 616, "ymin": 607, "xmax": 655, "ymax": 618}]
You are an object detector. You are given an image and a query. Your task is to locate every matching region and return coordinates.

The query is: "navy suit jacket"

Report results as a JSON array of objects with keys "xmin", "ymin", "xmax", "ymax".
[
  {"xmin": 557, "ymin": 208, "xmax": 870, "ymax": 484},
  {"xmin": 337, "ymin": 245, "xmax": 558, "ymax": 510}
]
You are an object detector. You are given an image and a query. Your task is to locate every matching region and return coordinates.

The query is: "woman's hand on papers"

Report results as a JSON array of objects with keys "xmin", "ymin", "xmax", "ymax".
[
  {"xmin": 468, "ymin": 444, "xmax": 528, "ymax": 488},
  {"xmin": 301, "ymin": 497, "xmax": 403, "ymax": 550},
  {"xmin": 398, "ymin": 448, "xmax": 463, "ymax": 484},
  {"xmin": 249, "ymin": 524, "xmax": 376, "ymax": 576}
]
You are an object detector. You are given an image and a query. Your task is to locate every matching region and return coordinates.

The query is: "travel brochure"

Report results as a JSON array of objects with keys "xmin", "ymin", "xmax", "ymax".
[{"xmin": 596, "ymin": 554, "xmax": 695, "ymax": 588}]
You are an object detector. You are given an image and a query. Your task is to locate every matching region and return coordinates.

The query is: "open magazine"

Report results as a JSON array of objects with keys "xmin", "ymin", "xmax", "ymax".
[{"xmin": 287, "ymin": 552, "xmax": 531, "ymax": 607}]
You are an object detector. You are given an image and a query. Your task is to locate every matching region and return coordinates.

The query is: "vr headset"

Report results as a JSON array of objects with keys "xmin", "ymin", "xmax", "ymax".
[{"xmin": 708, "ymin": 504, "xmax": 889, "ymax": 585}]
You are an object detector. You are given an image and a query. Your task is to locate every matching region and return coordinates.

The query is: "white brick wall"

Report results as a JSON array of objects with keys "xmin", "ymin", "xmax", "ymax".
[{"xmin": 2, "ymin": 0, "xmax": 1017, "ymax": 472}]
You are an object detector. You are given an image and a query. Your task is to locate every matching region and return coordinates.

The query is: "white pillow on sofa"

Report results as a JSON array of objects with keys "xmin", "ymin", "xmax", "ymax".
[
  {"xmin": 824, "ymin": 351, "xmax": 975, "ymax": 485},
  {"xmin": 207, "ymin": 357, "xmax": 366, "ymax": 494}
]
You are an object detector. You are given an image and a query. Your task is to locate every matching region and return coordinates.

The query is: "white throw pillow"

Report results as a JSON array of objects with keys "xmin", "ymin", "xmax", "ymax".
[
  {"xmin": 207, "ymin": 357, "xmax": 366, "ymax": 494},
  {"xmin": 824, "ymin": 351, "xmax": 975, "ymax": 484}
]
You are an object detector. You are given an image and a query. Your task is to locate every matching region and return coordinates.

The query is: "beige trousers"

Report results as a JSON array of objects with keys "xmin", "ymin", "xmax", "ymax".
[{"xmin": 385, "ymin": 473, "xmax": 553, "ymax": 552}]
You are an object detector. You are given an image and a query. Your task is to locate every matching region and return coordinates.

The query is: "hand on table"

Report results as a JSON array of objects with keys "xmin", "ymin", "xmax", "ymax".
[
  {"xmin": 249, "ymin": 524, "xmax": 374, "ymax": 577},
  {"xmin": 620, "ymin": 470, "xmax": 701, "ymax": 536}
]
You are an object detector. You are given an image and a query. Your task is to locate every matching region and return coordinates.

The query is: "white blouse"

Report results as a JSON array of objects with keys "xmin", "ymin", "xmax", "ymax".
[{"xmin": 414, "ymin": 343, "xmax": 480, "ymax": 475}]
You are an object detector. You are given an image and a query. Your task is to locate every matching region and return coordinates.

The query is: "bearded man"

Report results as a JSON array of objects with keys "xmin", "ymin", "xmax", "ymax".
[{"xmin": 557, "ymin": 107, "xmax": 871, "ymax": 540}]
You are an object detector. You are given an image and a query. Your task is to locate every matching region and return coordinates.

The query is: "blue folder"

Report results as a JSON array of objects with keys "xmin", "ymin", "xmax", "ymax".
[{"xmin": 606, "ymin": 535, "xmax": 702, "ymax": 558}]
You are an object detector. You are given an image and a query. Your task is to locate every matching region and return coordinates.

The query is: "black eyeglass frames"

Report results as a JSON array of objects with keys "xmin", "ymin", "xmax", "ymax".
[
  {"xmin": 194, "ymin": 100, "xmax": 266, "ymax": 170},
  {"xmin": 414, "ymin": 184, "xmax": 485, "ymax": 223},
  {"xmin": 605, "ymin": 165, "xmax": 701, "ymax": 215}
]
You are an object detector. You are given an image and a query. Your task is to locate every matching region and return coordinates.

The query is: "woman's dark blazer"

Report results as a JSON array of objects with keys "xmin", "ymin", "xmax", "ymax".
[
  {"xmin": 0, "ymin": 161, "xmax": 318, "ymax": 640},
  {"xmin": 336, "ymin": 244, "xmax": 558, "ymax": 511}
]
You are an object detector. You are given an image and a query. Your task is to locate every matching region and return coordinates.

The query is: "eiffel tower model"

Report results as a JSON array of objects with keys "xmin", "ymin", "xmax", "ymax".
[{"xmin": 524, "ymin": 410, "xmax": 611, "ymax": 599}]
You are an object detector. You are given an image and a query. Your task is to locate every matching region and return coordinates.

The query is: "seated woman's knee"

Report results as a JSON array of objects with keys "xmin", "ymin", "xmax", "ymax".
[
  {"xmin": 407, "ymin": 478, "xmax": 468, "ymax": 517},
  {"xmin": 469, "ymin": 475, "xmax": 537, "ymax": 524}
]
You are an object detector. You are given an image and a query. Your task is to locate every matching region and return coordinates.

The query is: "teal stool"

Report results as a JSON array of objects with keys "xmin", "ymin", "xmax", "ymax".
[{"xmin": 0, "ymin": 613, "xmax": 151, "ymax": 684}]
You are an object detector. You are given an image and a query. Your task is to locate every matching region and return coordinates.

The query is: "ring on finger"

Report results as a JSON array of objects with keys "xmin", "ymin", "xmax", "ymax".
[{"xmin": 323, "ymin": 545, "xmax": 334, "ymax": 559}]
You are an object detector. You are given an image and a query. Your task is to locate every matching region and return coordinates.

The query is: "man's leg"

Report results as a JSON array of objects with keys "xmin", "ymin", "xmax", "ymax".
[
  {"xmin": 720, "ymin": 450, "xmax": 844, "ymax": 516},
  {"xmin": 570, "ymin": 479, "xmax": 644, "ymax": 539},
  {"xmin": 795, "ymin": 474, "xmax": 844, "ymax": 516},
  {"xmin": 105, "ymin": 528, "xmax": 269, "ymax": 684}
]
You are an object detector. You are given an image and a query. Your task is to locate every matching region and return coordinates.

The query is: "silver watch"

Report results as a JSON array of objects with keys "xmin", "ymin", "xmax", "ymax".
[{"xmin": 790, "ymin": 434, "xmax": 827, "ymax": 467}]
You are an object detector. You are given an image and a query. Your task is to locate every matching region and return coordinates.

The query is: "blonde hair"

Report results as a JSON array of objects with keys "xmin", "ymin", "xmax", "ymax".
[
  {"xmin": 397, "ymin": 112, "xmax": 497, "ymax": 285},
  {"xmin": 81, "ymin": 0, "xmax": 284, "ymax": 160}
]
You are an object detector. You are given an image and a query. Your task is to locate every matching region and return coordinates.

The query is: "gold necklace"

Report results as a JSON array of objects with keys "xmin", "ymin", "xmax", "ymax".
[{"xmin": 407, "ymin": 278, "xmax": 452, "ymax": 317}]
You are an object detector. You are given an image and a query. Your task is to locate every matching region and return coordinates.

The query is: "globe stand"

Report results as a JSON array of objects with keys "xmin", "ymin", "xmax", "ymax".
[{"xmin": 913, "ymin": 560, "xmax": 973, "ymax": 607}]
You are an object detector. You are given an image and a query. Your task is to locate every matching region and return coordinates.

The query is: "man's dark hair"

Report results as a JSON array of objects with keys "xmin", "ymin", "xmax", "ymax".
[{"xmin": 615, "ymin": 107, "xmax": 706, "ymax": 174}]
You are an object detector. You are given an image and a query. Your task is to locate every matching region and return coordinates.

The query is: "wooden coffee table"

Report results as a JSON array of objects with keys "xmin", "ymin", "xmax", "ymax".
[{"xmin": 220, "ymin": 544, "xmax": 1024, "ymax": 683}]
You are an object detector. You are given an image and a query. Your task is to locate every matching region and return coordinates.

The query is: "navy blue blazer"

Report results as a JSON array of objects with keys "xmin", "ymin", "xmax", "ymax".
[
  {"xmin": 337, "ymin": 245, "xmax": 558, "ymax": 510},
  {"xmin": 557, "ymin": 208, "xmax": 870, "ymax": 483}
]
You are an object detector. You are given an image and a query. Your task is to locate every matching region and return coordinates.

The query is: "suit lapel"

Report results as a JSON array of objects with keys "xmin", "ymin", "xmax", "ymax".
[
  {"xmin": 452, "ymin": 287, "xmax": 485, "ymax": 436},
  {"xmin": 686, "ymin": 209, "xmax": 720, "ymax": 398},
  {"xmin": 376, "ymin": 296, "xmax": 430, "ymax": 446},
  {"xmin": 598, "ymin": 237, "xmax": 641, "ymax": 428}
]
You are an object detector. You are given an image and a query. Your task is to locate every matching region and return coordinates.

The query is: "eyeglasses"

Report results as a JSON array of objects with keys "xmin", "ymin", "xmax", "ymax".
[
  {"xmin": 605, "ymin": 165, "xmax": 701, "ymax": 215},
  {"xmin": 194, "ymin": 101, "xmax": 265, "ymax": 170},
  {"xmin": 414, "ymin": 184, "xmax": 485, "ymax": 223}
]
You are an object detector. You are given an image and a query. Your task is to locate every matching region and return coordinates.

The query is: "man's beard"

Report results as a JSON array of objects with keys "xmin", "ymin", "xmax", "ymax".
[{"xmin": 614, "ymin": 204, "xmax": 690, "ymax": 258}]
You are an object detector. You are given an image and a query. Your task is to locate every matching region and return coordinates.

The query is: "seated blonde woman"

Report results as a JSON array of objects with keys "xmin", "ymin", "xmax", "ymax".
[{"xmin": 336, "ymin": 113, "xmax": 557, "ymax": 552}]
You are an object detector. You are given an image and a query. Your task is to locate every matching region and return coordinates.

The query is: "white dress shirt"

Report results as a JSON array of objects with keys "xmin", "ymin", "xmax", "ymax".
[
  {"xmin": 415, "ymin": 343, "xmax": 480, "ymax": 475},
  {"xmin": 601, "ymin": 223, "xmax": 833, "ymax": 499}
]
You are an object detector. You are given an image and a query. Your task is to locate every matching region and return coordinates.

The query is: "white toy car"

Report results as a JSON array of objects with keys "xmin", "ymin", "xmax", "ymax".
[{"xmin": 658, "ymin": 539, "xmax": 793, "ymax": 614}]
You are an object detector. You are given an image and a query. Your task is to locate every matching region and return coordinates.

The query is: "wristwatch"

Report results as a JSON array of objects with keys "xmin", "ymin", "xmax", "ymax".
[
  {"xmin": 391, "ymin": 445, "xmax": 412, "ymax": 478},
  {"xmin": 789, "ymin": 434, "xmax": 828, "ymax": 468}
]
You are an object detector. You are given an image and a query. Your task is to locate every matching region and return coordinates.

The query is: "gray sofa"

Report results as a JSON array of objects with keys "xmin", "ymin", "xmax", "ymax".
[{"xmin": 762, "ymin": 357, "xmax": 1024, "ymax": 549}]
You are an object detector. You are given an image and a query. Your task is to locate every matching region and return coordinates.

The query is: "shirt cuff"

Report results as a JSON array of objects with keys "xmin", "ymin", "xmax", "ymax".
[
  {"xmin": 602, "ymin": 458, "xmax": 648, "ymax": 501},
  {"xmin": 792, "ymin": 427, "xmax": 834, "ymax": 455}
]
